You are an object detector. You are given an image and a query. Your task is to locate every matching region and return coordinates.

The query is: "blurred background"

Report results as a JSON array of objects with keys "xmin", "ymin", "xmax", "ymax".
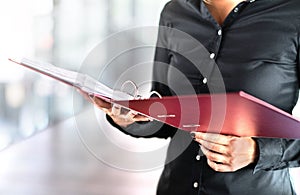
[
  {"xmin": 0, "ymin": 0, "xmax": 169, "ymax": 194},
  {"xmin": 0, "ymin": 0, "xmax": 299, "ymax": 194},
  {"xmin": 0, "ymin": 0, "xmax": 168, "ymax": 151}
]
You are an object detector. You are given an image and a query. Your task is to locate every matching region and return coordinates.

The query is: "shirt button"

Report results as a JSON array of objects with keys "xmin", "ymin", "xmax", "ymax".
[
  {"xmin": 233, "ymin": 7, "xmax": 239, "ymax": 13},
  {"xmin": 202, "ymin": 78, "xmax": 207, "ymax": 84},
  {"xmin": 193, "ymin": 182, "xmax": 199, "ymax": 188},
  {"xmin": 217, "ymin": 29, "xmax": 222, "ymax": 36},
  {"xmin": 210, "ymin": 53, "xmax": 215, "ymax": 59},
  {"xmin": 196, "ymin": 155, "xmax": 201, "ymax": 161}
]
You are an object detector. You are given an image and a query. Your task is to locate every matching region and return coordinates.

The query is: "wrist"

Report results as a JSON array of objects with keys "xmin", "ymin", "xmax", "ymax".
[{"xmin": 249, "ymin": 138, "xmax": 259, "ymax": 163}]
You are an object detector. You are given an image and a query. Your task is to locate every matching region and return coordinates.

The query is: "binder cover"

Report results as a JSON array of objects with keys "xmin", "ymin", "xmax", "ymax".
[
  {"xmin": 113, "ymin": 92, "xmax": 300, "ymax": 139},
  {"xmin": 10, "ymin": 58, "xmax": 300, "ymax": 139}
]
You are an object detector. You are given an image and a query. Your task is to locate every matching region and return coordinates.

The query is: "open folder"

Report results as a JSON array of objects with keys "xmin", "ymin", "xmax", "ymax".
[
  {"xmin": 9, "ymin": 57, "xmax": 133, "ymax": 102},
  {"xmin": 9, "ymin": 58, "xmax": 300, "ymax": 139}
]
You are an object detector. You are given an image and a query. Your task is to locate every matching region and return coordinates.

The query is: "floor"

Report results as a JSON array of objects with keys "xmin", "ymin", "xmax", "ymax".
[{"xmin": 0, "ymin": 108, "xmax": 167, "ymax": 195}]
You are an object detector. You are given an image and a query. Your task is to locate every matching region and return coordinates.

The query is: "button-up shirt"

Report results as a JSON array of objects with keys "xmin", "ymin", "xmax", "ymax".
[{"xmin": 108, "ymin": 0, "xmax": 300, "ymax": 194}]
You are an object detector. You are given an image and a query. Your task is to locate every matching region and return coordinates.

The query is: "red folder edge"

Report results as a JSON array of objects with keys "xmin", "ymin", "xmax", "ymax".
[{"xmin": 113, "ymin": 92, "xmax": 300, "ymax": 139}]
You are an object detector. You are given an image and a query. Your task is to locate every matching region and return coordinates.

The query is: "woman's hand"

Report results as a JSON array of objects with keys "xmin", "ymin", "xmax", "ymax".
[
  {"xmin": 78, "ymin": 90, "xmax": 151, "ymax": 127},
  {"xmin": 93, "ymin": 96, "xmax": 151, "ymax": 127},
  {"xmin": 192, "ymin": 132, "xmax": 258, "ymax": 172}
]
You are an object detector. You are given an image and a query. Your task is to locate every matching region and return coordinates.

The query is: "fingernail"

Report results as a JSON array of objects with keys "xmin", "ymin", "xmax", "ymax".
[{"xmin": 190, "ymin": 131, "xmax": 196, "ymax": 139}]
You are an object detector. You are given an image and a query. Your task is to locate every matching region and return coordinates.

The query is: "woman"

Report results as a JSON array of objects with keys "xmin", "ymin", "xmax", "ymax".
[{"xmin": 89, "ymin": 0, "xmax": 300, "ymax": 194}]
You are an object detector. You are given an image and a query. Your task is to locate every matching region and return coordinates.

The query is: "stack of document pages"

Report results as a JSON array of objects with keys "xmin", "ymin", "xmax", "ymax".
[{"xmin": 9, "ymin": 57, "xmax": 133, "ymax": 101}]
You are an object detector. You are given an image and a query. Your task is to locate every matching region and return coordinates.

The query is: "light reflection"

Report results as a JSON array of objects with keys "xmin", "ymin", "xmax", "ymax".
[{"xmin": 5, "ymin": 82, "xmax": 26, "ymax": 108}]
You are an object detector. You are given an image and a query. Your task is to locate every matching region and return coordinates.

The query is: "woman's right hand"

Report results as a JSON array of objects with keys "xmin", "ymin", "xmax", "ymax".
[
  {"xmin": 93, "ymin": 96, "xmax": 151, "ymax": 127},
  {"xmin": 78, "ymin": 90, "xmax": 151, "ymax": 128}
]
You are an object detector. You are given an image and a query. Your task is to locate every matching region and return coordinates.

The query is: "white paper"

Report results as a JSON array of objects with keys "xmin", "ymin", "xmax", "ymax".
[{"xmin": 9, "ymin": 57, "xmax": 133, "ymax": 101}]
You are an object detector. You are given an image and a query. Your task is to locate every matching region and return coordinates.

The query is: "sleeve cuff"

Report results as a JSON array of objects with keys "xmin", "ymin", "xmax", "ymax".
[{"xmin": 253, "ymin": 138, "xmax": 283, "ymax": 174}]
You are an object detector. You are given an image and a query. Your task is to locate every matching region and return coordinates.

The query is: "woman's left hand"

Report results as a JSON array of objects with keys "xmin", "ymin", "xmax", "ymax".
[{"xmin": 192, "ymin": 132, "xmax": 258, "ymax": 172}]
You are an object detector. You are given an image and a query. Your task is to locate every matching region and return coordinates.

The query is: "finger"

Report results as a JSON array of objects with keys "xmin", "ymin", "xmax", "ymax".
[
  {"xmin": 122, "ymin": 111, "xmax": 135, "ymax": 122},
  {"xmin": 122, "ymin": 112, "xmax": 143, "ymax": 122},
  {"xmin": 110, "ymin": 114, "xmax": 135, "ymax": 128},
  {"xmin": 193, "ymin": 132, "xmax": 235, "ymax": 146},
  {"xmin": 111, "ymin": 104, "xmax": 121, "ymax": 116},
  {"xmin": 196, "ymin": 139, "xmax": 229, "ymax": 155},
  {"xmin": 93, "ymin": 96, "xmax": 112, "ymax": 109},
  {"xmin": 133, "ymin": 114, "xmax": 152, "ymax": 122},
  {"xmin": 200, "ymin": 145, "xmax": 229, "ymax": 164},
  {"xmin": 207, "ymin": 159, "xmax": 234, "ymax": 172}
]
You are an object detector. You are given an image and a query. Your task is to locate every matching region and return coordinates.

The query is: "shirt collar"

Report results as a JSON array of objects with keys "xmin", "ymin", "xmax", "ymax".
[
  {"xmin": 185, "ymin": 0, "xmax": 258, "ymax": 8},
  {"xmin": 185, "ymin": 0, "xmax": 257, "ymax": 18}
]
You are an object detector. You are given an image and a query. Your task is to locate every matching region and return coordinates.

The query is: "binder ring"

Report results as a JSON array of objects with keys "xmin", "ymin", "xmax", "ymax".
[
  {"xmin": 120, "ymin": 80, "xmax": 139, "ymax": 98},
  {"xmin": 121, "ymin": 80, "xmax": 162, "ymax": 100},
  {"xmin": 147, "ymin": 91, "xmax": 162, "ymax": 99}
]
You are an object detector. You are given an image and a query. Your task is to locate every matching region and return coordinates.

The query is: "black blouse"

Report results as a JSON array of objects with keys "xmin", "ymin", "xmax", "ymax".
[{"xmin": 108, "ymin": 0, "xmax": 300, "ymax": 194}]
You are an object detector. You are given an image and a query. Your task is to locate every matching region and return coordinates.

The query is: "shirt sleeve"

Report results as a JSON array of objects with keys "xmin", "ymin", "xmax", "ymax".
[
  {"xmin": 151, "ymin": 6, "xmax": 174, "ymax": 97},
  {"xmin": 253, "ymin": 138, "xmax": 300, "ymax": 173},
  {"xmin": 253, "ymin": 21, "xmax": 300, "ymax": 173},
  {"xmin": 298, "ymin": 27, "xmax": 300, "ymax": 87},
  {"xmin": 106, "ymin": 115, "xmax": 176, "ymax": 139}
]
